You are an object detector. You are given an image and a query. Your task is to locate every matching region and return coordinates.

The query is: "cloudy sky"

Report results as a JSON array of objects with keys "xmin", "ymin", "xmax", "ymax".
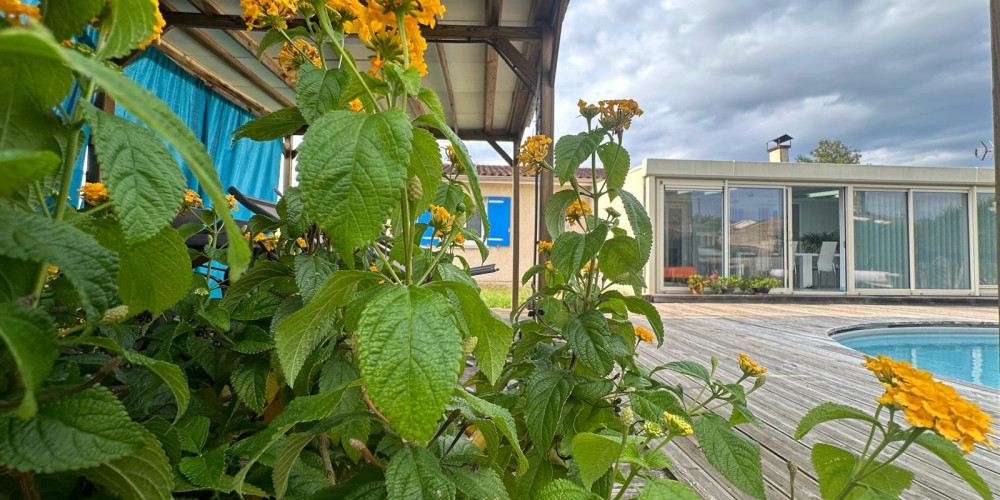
[{"xmin": 470, "ymin": 0, "xmax": 993, "ymax": 167}]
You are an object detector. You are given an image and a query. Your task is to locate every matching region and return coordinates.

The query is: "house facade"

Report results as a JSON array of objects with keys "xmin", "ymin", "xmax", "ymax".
[{"xmin": 624, "ymin": 158, "xmax": 997, "ymax": 297}]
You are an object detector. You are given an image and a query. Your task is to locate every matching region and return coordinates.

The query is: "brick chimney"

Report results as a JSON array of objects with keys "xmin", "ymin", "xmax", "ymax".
[{"xmin": 767, "ymin": 134, "xmax": 793, "ymax": 162}]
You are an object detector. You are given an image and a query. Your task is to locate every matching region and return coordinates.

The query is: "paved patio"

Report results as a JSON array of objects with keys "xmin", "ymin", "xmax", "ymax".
[{"xmin": 635, "ymin": 303, "xmax": 999, "ymax": 499}]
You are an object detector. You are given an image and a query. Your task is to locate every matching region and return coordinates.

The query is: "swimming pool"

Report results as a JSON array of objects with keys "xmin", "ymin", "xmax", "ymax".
[{"xmin": 833, "ymin": 325, "xmax": 999, "ymax": 389}]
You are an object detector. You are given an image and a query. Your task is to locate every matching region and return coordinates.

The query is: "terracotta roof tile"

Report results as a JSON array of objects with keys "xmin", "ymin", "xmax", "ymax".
[{"xmin": 444, "ymin": 164, "xmax": 605, "ymax": 179}]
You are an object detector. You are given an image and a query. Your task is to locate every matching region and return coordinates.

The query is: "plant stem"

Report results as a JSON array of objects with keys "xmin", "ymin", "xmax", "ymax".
[
  {"xmin": 401, "ymin": 189, "xmax": 413, "ymax": 284},
  {"xmin": 33, "ymin": 181, "xmax": 50, "ymax": 217},
  {"xmin": 319, "ymin": 434, "xmax": 337, "ymax": 485},
  {"xmin": 395, "ymin": 11, "xmax": 410, "ymax": 69},
  {"xmin": 15, "ymin": 472, "xmax": 39, "ymax": 500},
  {"xmin": 372, "ymin": 244, "xmax": 402, "ymax": 284},
  {"xmin": 856, "ymin": 406, "xmax": 884, "ymax": 471},
  {"xmin": 415, "ymin": 230, "xmax": 458, "ymax": 284},
  {"xmin": 314, "ymin": 7, "xmax": 382, "ymax": 112},
  {"xmin": 0, "ymin": 357, "xmax": 122, "ymax": 409}
]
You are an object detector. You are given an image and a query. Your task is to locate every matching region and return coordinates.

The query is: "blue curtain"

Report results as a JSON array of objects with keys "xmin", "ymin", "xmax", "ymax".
[{"xmin": 114, "ymin": 48, "xmax": 283, "ymax": 220}]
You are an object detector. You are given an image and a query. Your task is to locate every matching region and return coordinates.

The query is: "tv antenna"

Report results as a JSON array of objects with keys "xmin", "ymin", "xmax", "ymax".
[{"xmin": 975, "ymin": 140, "xmax": 993, "ymax": 161}]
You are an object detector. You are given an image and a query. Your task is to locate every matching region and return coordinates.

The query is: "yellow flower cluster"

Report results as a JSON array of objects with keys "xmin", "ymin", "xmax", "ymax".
[
  {"xmin": 278, "ymin": 39, "xmax": 322, "ymax": 83},
  {"xmin": 453, "ymin": 231, "xmax": 466, "ymax": 244},
  {"xmin": 225, "ymin": 194, "xmax": 239, "ymax": 212},
  {"xmin": 634, "ymin": 325, "xmax": 654, "ymax": 344},
  {"xmin": 598, "ymin": 99, "xmax": 644, "ymax": 133},
  {"xmin": 369, "ymin": 264, "xmax": 378, "ymax": 272},
  {"xmin": 444, "ymin": 145, "xmax": 464, "ymax": 174},
  {"xmin": 663, "ymin": 411, "xmax": 693, "ymax": 436},
  {"xmin": 343, "ymin": 0, "xmax": 445, "ymax": 76},
  {"xmin": 428, "ymin": 204, "xmax": 455, "ymax": 238},
  {"xmin": 738, "ymin": 353, "xmax": 767, "ymax": 377},
  {"xmin": 240, "ymin": 0, "xmax": 298, "ymax": 30},
  {"xmin": 577, "ymin": 99, "xmax": 600, "ymax": 120},
  {"xmin": 518, "ymin": 135, "xmax": 552, "ymax": 175},
  {"xmin": 137, "ymin": 0, "xmax": 167, "ymax": 50},
  {"xmin": 537, "ymin": 240, "xmax": 553, "ymax": 254},
  {"xmin": 582, "ymin": 260, "xmax": 598, "ymax": 274},
  {"xmin": 349, "ymin": 98, "xmax": 365, "ymax": 112},
  {"xmin": 246, "ymin": 231, "xmax": 280, "ymax": 251},
  {"xmin": 0, "ymin": 0, "xmax": 39, "ymax": 24},
  {"xmin": 296, "ymin": 237, "xmax": 307, "ymax": 248},
  {"xmin": 565, "ymin": 199, "xmax": 592, "ymax": 226},
  {"xmin": 863, "ymin": 354, "xmax": 995, "ymax": 453},
  {"xmin": 545, "ymin": 260, "xmax": 554, "ymax": 272},
  {"xmin": 184, "ymin": 189, "xmax": 204, "ymax": 209},
  {"xmin": 80, "ymin": 182, "xmax": 108, "ymax": 206}
]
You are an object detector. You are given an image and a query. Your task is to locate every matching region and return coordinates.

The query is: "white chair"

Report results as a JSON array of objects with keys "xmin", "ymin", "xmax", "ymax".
[{"xmin": 816, "ymin": 241, "xmax": 838, "ymax": 288}]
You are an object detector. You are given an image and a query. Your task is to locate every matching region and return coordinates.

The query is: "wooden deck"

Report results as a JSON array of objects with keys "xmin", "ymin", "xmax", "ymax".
[{"xmin": 634, "ymin": 303, "xmax": 999, "ymax": 500}]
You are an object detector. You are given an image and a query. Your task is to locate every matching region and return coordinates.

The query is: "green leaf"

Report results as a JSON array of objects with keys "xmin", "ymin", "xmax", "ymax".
[
  {"xmin": 636, "ymin": 479, "xmax": 700, "ymax": 500},
  {"xmin": 98, "ymin": 0, "xmax": 158, "ymax": 59},
  {"xmin": 384, "ymin": 62, "xmax": 421, "ymax": 96},
  {"xmin": 386, "ymin": 445, "xmax": 455, "ymax": 500},
  {"xmin": 359, "ymin": 286, "xmax": 463, "ymax": 443},
  {"xmin": 417, "ymin": 87, "xmax": 446, "ymax": 123},
  {"xmin": 83, "ymin": 104, "xmax": 186, "ymax": 243},
  {"xmin": 454, "ymin": 391, "xmax": 527, "ymax": 474},
  {"xmin": 408, "ymin": 127, "xmax": 444, "ymax": 215},
  {"xmin": 914, "ymin": 433, "xmax": 992, "ymax": 500},
  {"xmin": 571, "ymin": 432, "xmax": 622, "ymax": 490},
  {"xmin": 597, "ymin": 143, "xmax": 630, "ymax": 192},
  {"xmin": 443, "ymin": 467, "xmax": 508, "ymax": 500},
  {"xmin": 0, "ymin": 211, "xmax": 118, "ymax": 319},
  {"xmin": 658, "ymin": 361, "xmax": 711, "ymax": 384},
  {"xmin": 40, "ymin": 0, "xmax": 104, "ymax": 40},
  {"xmin": 176, "ymin": 416, "xmax": 211, "ymax": 453},
  {"xmin": 534, "ymin": 479, "xmax": 602, "ymax": 500},
  {"xmin": 232, "ymin": 325, "xmax": 275, "ymax": 354},
  {"xmin": 294, "ymin": 253, "xmax": 337, "ymax": 303},
  {"xmin": 412, "ymin": 113, "xmax": 489, "ymax": 236},
  {"xmin": 298, "ymin": 109, "xmax": 412, "ymax": 252},
  {"xmin": 179, "ymin": 445, "xmax": 228, "ymax": 488},
  {"xmin": 812, "ymin": 443, "xmax": 913, "ymax": 500},
  {"xmin": 613, "ymin": 189, "xmax": 652, "ymax": 267},
  {"xmin": 554, "ymin": 131, "xmax": 602, "ymax": 184},
  {"xmin": 255, "ymin": 27, "xmax": 311, "ymax": 59},
  {"xmin": 544, "ymin": 190, "xmax": 581, "ymax": 238},
  {"xmin": 116, "ymin": 226, "xmax": 191, "ymax": 315},
  {"xmin": 618, "ymin": 294, "xmax": 664, "ymax": 346},
  {"xmin": 219, "ymin": 260, "xmax": 294, "ymax": 312},
  {"xmin": 598, "ymin": 236, "xmax": 640, "ymax": 282},
  {"xmin": 0, "ymin": 303, "xmax": 58, "ymax": 419},
  {"xmin": 273, "ymin": 433, "xmax": 313, "ymax": 499},
  {"xmin": 0, "ymin": 149, "xmax": 59, "ymax": 198},
  {"xmin": 275, "ymin": 270, "xmax": 379, "ymax": 384},
  {"xmin": 425, "ymin": 281, "xmax": 513, "ymax": 385},
  {"xmin": 620, "ymin": 441, "xmax": 672, "ymax": 471},
  {"xmin": 524, "ymin": 365, "xmax": 574, "ymax": 453},
  {"xmin": 795, "ymin": 403, "xmax": 880, "ymax": 440},
  {"xmin": 232, "ymin": 106, "xmax": 306, "ymax": 144},
  {"xmin": 232, "ymin": 359, "xmax": 270, "ymax": 413},
  {"xmin": 122, "ymin": 350, "xmax": 189, "ymax": 421},
  {"xmin": 564, "ymin": 311, "xmax": 616, "ymax": 376},
  {"xmin": 628, "ymin": 390, "xmax": 687, "ymax": 424},
  {"xmin": 0, "ymin": 386, "xmax": 145, "ymax": 473},
  {"xmin": 297, "ymin": 65, "xmax": 350, "ymax": 123},
  {"xmin": 693, "ymin": 413, "xmax": 765, "ymax": 500},
  {"xmin": 278, "ymin": 187, "xmax": 309, "ymax": 238},
  {"xmin": 81, "ymin": 428, "xmax": 172, "ymax": 500}
]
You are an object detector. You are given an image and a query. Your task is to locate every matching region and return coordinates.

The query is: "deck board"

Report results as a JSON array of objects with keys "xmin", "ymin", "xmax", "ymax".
[{"xmin": 633, "ymin": 303, "xmax": 999, "ymax": 500}]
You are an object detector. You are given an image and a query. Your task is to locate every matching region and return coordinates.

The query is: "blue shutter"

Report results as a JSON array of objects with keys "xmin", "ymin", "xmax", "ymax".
[
  {"xmin": 418, "ymin": 210, "xmax": 434, "ymax": 245},
  {"xmin": 486, "ymin": 197, "xmax": 511, "ymax": 247}
]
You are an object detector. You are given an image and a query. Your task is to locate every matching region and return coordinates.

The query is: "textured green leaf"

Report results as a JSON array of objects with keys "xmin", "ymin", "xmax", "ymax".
[
  {"xmin": 534, "ymin": 479, "xmax": 601, "ymax": 500},
  {"xmin": 294, "ymin": 253, "xmax": 337, "ymax": 303},
  {"xmin": 278, "ymin": 187, "xmax": 309, "ymax": 238},
  {"xmin": 276, "ymin": 270, "xmax": 379, "ymax": 384},
  {"xmin": 444, "ymin": 467, "xmax": 508, "ymax": 500},
  {"xmin": 524, "ymin": 366, "xmax": 574, "ymax": 453},
  {"xmin": 231, "ymin": 359, "xmax": 269, "ymax": 413},
  {"xmin": 359, "ymin": 286, "xmax": 463, "ymax": 443},
  {"xmin": 914, "ymin": 433, "xmax": 991, "ymax": 500},
  {"xmin": 659, "ymin": 361, "xmax": 711, "ymax": 383},
  {"xmin": 81, "ymin": 428, "xmax": 171, "ymax": 500},
  {"xmin": 622, "ymin": 296, "xmax": 664, "ymax": 346},
  {"xmin": 142, "ymin": 416, "xmax": 181, "ymax": 463},
  {"xmin": 83, "ymin": 105, "xmax": 186, "ymax": 243},
  {"xmin": 117, "ymin": 226, "xmax": 191, "ymax": 314},
  {"xmin": 636, "ymin": 479, "xmax": 700, "ymax": 499},
  {"xmin": 554, "ymin": 131, "xmax": 602, "ymax": 184},
  {"xmin": 544, "ymin": 190, "xmax": 581, "ymax": 238},
  {"xmin": 176, "ymin": 416, "xmax": 211, "ymax": 454},
  {"xmin": 425, "ymin": 281, "xmax": 513, "ymax": 385},
  {"xmin": 0, "ymin": 303, "xmax": 58, "ymax": 418},
  {"xmin": 179, "ymin": 445, "xmax": 228, "ymax": 488},
  {"xmin": 598, "ymin": 236, "xmax": 639, "ymax": 282},
  {"xmin": 384, "ymin": 62, "xmax": 421, "ymax": 96},
  {"xmin": 571, "ymin": 432, "xmax": 622, "ymax": 490},
  {"xmin": 122, "ymin": 350, "xmax": 189, "ymax": 421},
  {"xmin": 0, "ymin": 31, "xmax": 72, "ymax": 153},
  {"xmin": 693, "ymin": 413, "xmax": 765, "ymax": 499},
  {"xmin": 795, "ymin": 403, "xmax": 880, "ymax": 440},
  {"xmin": 552, "ymin": 224, "xmax": 605, "ymax": 277},
  {"xmin": 563, "ymin": 311, "xmax": 616, "ymax": 376},
  {"xmin": 454, "ymin": 391, "xmax": 527, "ymax": 474},
  {"xmin": 40, "ymin": 0, "xmax": 104, "ymax": 40},
  {"xmin": 232, "ymin": 106, "xmax": 306, "ymax": 144},
  {"xmin": 98, "ymin": 0, "xmax": 158, "ymax": 59},
  {"xmin": 0, "ymin": 211, "xmax": 118, "ymax": 319},
  {"xmin": 231, "ymin": 325, "xmax": 275, "ymax": 354},
  {"xmin": 408, "ymin": 127, "xmax": 444, "ymax": 215},
  {"xmin": 613, "ymin": 189, "xmax": 652, "ymax": 267},
  {"xmin": 628, "ymin": 390, "xmax": 687, "ymax": 424},
  {"xmin": 255, "ymin": 27, "xmax": 310, "ymax": 59},
  {"xmin": 273, "ymin": 433, "xmax": 313, "ymax": 499},
  {"xmin": 230, "ymin": 289, "xmax": 283, "ymax": 321},
  {"xmin": 620, "ymin": 441, "xmax": 672, "ymax": 471},
  {"xmin": 597, "ymin": 143, "xmax": 630, "ymax": 192},
  {"xmin": 220, "ymin": 260, "xmax": 294, "ymax": 312},
  {"xmin": 385, "ymin": 446, "xmax": 455, "ymax": 500},
  {"xmin": 0, "ymin": 149, "xmax": 59, "ymax": 198},
  {"xmin": 297, "ymin": 65, "xmax": 350, "ymax": 123},
  {"xmin": 298, "ymin": 110, "xmax": 412, "ymax": 252},
  {"xmin": 417, "ymin": 87, "xmax": 446, "ymax": 123},
  {"xmin": 0, "ymin": 386, "xmax": 145, "ymax": 472},
  {"xmin": 812, "ymin": 443, "xmax": 913, "ymax": 500}
]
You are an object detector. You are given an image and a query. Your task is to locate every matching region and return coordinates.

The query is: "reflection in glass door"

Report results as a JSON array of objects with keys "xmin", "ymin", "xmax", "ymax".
[
  {"xmin": 790, "ymin": 187, "xmax": 845, "ymax": 291},
  {"xmin": 662, "ymin": 189, "xmax": 723, "ymax": 288},
  {"xmin": 853, "ymin": 191, "xmax": 909, "ymax": 289},
  {"xmin": 728, "ymin": 187, "xmax": 785, "ymax": 281},
  {"xmin": 977, "ymin": 193, "xmax": 997, "ymax": 286},
  {"xmin": 913, "ymin": 192, "xmax": 970, "ymax": 289}
]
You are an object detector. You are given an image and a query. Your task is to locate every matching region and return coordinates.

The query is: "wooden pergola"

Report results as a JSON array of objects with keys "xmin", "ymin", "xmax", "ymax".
[{"xmin": 139, "ymin": 0, "xmax": 570, "ymax": 304}]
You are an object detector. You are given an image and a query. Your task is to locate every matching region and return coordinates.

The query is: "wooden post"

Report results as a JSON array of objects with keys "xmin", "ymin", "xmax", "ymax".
[
  {"xmin": 282, "ymin": 136, "xmax": 295, "ymax": 191},
  {"xmin": 992, "ymin": 0, "xmax": 1000, "ymax": 323},
  {"xmin": 511, "ymin": 138, "xmax": 521, "ymax": 310},
  {"xmin": 534, "ymin": 26, "xmax": 556, "ymax": 292}
]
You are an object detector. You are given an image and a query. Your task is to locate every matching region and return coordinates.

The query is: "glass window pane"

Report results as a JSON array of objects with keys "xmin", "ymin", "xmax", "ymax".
[
  {"xmin": 465, "ymin": 210, "xmax": 482, "ymax": 238},
  {"xmin": 729, "ymin": 188, "xmax": 784, "ymax": 280},
  {"xmin": 912, "ymin": 192, "xmax": 970, "ymax": 289},
  {"xmin": 978, "ymin": 193, "xmax": 997, "ymax": 286},
  {"xmin": 853, "ymin": 191, "xmax": 909, "ymax": 289},
  {"xmin": 663, "ymin": 190, "xmax": 723, "ymax": 287}
]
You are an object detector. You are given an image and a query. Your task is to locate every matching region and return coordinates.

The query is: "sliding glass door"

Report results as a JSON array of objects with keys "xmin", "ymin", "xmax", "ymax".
[
  {"xmin": 853, "ymin": 191, "xmax": 909, "ymax": 289},
  {"xmin": 977, "ymin": 192, "xmax": 997, "ymax": 287},
  {"xmin": 913, "ymin": 192, "xmax": 970, "ymax": 290},
  {"xmin": 662, "ymin": 189, "xmax": 724, "ymax": 287},
  {"xmin": 729, "ymin": 187, "xmax": 785, "ymax": 280},
  {"xmin": 790, "ymin": 187, "xmax": 844, "ymax": 291}
]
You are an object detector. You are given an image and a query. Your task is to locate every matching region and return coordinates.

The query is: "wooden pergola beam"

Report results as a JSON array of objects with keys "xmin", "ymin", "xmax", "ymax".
[
  {"xmin": 157, "ymin": 39, "xmax": 270, "ymax": 116},
  {"xmin": 484, "ymin": 0, "xmax": 502, "ymax": 132},
  {"xmin": 488, "ymin": 139, "xmax": 514, "ymax": 166},
  {"xmin": 436, "ymin": 44, "xmax": 460, "ymax": 132},
  {"xmin": 429, "ymin": 128, "xmax": 518, "ymax": 142},
  {"xmin": 161, "ymin": 11, "xmax": 541, "ymax": 41}
]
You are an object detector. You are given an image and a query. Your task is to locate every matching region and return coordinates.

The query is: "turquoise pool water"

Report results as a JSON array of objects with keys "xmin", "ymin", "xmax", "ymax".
[{"xmin": 835, "ymin": 326, "xmax": 999, "ymax": 389}]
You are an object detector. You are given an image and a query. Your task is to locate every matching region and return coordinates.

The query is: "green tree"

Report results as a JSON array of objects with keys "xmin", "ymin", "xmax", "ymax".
[{"xmin": 795, "ymin": 139, "xmax": 862, "ymax": 164}]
